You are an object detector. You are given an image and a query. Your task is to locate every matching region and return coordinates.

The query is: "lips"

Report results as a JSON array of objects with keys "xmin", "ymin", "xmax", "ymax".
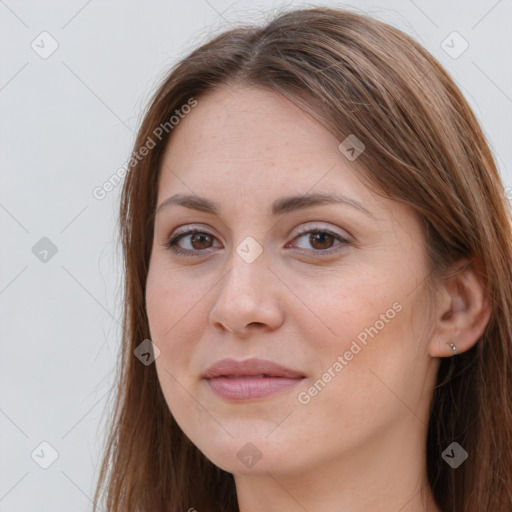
[
  {"xmin": 202, "ymin": 358, "xmax": 306, "ymax": 401},
  {"xmin": 202, "ymin": 357, "xmax": 305, "ymax": 379}
]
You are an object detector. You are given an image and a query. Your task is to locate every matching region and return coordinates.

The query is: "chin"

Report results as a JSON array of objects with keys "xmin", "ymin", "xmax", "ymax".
[{"xmin": 192, "ymin": 433, "xmax": 305, "ymax": 476}]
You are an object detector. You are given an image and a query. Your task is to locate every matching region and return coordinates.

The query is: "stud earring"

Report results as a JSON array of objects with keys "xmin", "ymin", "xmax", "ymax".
[{"xmin": 448, "ymin": 339, "xmax": 457, "ymax": 355}]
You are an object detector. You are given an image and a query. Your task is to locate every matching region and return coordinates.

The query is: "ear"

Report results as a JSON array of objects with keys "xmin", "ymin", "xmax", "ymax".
[{"xmin": 428, "ymin": 258, "xmax": 492, "ymax": 358}]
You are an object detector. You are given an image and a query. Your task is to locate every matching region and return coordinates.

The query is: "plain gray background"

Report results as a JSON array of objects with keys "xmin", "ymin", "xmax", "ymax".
[{"xmin": 1, "ymin": 1, "xmax": 511, "ymax": 510}]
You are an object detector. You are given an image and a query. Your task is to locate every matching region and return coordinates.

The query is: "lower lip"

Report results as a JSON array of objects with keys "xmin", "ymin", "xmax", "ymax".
[{"xmin": 206, "ymin": 376, "xmax": 304, "ymax": 401}]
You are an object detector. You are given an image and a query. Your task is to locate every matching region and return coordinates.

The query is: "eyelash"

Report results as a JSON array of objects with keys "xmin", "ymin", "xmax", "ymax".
[{"xmin": 165, "ymin": 225, "xmax": 350, "ymax": 257}]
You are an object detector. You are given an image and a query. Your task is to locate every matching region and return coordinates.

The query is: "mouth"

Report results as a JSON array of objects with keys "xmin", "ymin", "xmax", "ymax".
[{"xmin": 202, "ymin": 358, "xmax": 306, "ymax": 401}]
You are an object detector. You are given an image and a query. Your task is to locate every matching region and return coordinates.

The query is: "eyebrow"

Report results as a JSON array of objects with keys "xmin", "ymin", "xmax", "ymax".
[{"xmin": 155, "ymin": 191, "xmax": 376, "ymax": 219}]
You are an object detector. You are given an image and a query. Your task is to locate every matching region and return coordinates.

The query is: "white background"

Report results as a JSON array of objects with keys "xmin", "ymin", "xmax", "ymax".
[{"xmin": 1, "ymin": 1, "xmax": 511, "ymax": 510}]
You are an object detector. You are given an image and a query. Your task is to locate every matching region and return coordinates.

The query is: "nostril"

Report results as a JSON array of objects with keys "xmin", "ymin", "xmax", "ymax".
[{"xmin": 248, "ymin": 322, "xmax": 265, "ymax": 327}]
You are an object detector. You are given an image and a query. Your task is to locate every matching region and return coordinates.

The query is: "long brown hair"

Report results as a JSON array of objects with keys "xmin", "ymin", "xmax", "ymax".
[{"xmin": 93, "ymin": 7, "xmax": 512, "ymax": 511}]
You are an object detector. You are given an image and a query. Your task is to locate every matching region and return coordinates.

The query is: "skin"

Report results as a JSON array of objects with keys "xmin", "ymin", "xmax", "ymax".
[{"xmin": 145, "ymin": 84, "xmax": 491, "ymax": 511}]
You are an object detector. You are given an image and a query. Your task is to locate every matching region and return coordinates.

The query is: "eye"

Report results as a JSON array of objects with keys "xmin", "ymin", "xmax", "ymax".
[
  {"xmin": 166, "ymin": 228, "xmax": 221, "ymax": 256},
  {"xmin": 287, "ymin": 226, "xmax": 350, "ymax": 255}
]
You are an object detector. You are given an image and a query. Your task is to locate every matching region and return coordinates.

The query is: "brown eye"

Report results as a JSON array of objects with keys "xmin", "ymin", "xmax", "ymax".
[
  {"xmin": 189, "ymin": 233, "xmax": 214, "ymax": 249},
  {"xmin": 166, "ymin": 229, "xmax": 221, "ymax": 255},
  {"xmin": 290, "ymin": 227, "xmax": 349, "ymax": 255},
  {"xmin": 309, "ymin": 232, "xmax": 335, "ymax": 250}
]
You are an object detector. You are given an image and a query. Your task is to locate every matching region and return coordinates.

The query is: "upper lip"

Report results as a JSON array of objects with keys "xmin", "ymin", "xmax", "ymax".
[{"xmin": 202, "ymin": 358, "xmax": 306, "ymax": 379}]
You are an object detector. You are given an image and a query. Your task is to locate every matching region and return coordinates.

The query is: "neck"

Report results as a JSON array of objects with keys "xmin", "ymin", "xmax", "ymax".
[{"xmin": 234, "ymin": 415, "xmax": 440, "ymax": 512}]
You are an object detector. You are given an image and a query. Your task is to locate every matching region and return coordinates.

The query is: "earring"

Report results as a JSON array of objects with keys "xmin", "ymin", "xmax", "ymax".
[{"xmin": 448, "ymin": 339, "xmax": 457, "ymax": 355}]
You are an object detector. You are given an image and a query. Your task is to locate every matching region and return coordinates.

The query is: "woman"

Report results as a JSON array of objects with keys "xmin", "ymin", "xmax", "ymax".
[{"xmin": 93, "ymin": 7, "xmax": 512, "ymax": 511}]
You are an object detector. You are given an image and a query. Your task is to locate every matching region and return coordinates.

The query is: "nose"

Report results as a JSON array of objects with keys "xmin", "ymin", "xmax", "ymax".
[{"xmin": 209, "ymin": 248, "xmax": 285, "ymax": 337}]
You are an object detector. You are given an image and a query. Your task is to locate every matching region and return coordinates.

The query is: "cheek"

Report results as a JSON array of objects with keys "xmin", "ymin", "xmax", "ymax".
[
  {"xmin": 146, "ymin": 265, "xmax": 196, "ymax": 380},
  {"xmin": 289, "ymin": 265, "xmax": 403, "ymax": 347},
  {"xmin": 294, "ymin": 309, "xmax": 416, "ymax": 449},
  {"xmin": 146, "ymin": 267, "xmax": 206, "ymax": 430},
  {"xmin": 294, "ymin": 267, "xmax": 421, "ymax": 401},
  {"xmin": 146, "ymin": 262, "xmax": 201, "ymax": 341}
]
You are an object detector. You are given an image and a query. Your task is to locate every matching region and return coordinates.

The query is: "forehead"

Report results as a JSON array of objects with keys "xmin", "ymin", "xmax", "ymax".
[
  {"xmin": 157, "ymin": 85, "xmax": 375, "ymax": 203},
  {"xmin": 165, "ymin": 87, "xmax": 337, "ymax": 164}
]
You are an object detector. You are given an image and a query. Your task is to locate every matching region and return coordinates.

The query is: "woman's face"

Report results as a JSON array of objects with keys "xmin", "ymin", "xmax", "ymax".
[{"xmin": 146, "ymin": 85, "xmax": 439, "ymax": 477}]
